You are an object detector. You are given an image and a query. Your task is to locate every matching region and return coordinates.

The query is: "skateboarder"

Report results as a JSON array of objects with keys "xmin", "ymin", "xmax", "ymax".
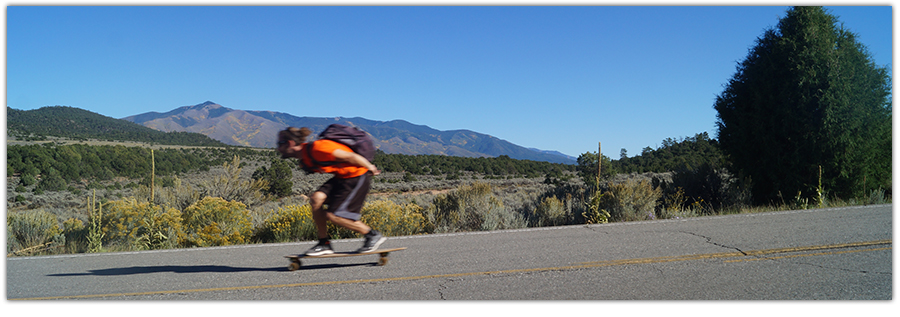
[{"xmin": 276, "ymin": 127, "xmax": 385, "ymax": 256}]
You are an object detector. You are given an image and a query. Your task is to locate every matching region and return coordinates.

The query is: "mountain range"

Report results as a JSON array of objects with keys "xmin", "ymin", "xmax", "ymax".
[{"xmin": 123, "ymin": 101, "xmax": 576, "ymax": 164}]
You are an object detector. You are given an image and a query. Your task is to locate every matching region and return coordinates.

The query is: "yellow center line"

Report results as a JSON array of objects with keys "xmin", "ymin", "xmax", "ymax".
[
  {"xmin": 11, "ymin": 239, "xmax": 891, "ymax": 300},
  {"xmin": 576, "ymin": 239, "xmax": 893, "ymax": 266},
  {"xmin": 725, "ymin": 246, "xmax": 892, "ymax": 263}
]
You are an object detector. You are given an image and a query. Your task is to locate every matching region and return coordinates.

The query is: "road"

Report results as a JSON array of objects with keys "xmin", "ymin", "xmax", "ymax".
[{"xmin": 6, "ymin": 204, "xmax": 892, "ymax": 301}]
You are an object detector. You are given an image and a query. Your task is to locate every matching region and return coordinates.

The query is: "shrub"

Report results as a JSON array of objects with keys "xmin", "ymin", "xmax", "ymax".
[
  {"xmin": 863, "ymin": 188, "xmax": 889, "ymax": 205},
  {"xmin": 669, "ymin": 163, "xmax": 729, "ymax": 214},
  {"xmin": 252, "ymin": 159, "xmax": 295, "ymax": 198},
  {"xmin": 528, "ymin": 182, "xmax": 595, "ymax": 226},
  {"xmin": 361, "ymin": 200, "xmax": 429, "ymax": 236},
  {"xmin": 531, "ymin": 196, "xmax": 570, "ymax": 227},
  {"xmin": 599, "ymin": 179, "xmax": 662, "ymax": 222},
  {"xmin": 198, "ymin": 156, "xmax": 268, "ymax": 207},
  {"xmin": 658, "ymin": 187, "xmax": 701, "ymax": 219},
  {"xmin": 20, "ymin": 173, "xmax": 36, "ymax": 187},
  {"xmin": 182, "ymin": 196, "xmax": 252, "ymax": 247},
  {"xmin": 136, "ymin": 176, "xmax": 201, "ymax": 211},
  {"xmin": 37, "ymin": 172, "xmax": 67, "ymax": 192},
  {"xmin": 7, "ymin": 209, "xmax": 64, "ymax": 255},
  {"xmin": 426, "ymin": 182, "xmax": 524, "ymax": 233},
  {"xmin": 62, "ymin": 217, "xmax": 88, "ymax": 253},
  {"xmin": 260, "ymin": 204, "xmax": 316, "ymax": 243},
  {"xmin": 101, "ymin": 197, "xmax": 184, "ymax": 251}
]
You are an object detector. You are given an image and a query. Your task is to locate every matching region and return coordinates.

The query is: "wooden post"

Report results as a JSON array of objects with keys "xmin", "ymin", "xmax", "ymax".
[
  {"xmin": 151, "ymin": 149, "xmax": 155, "ymax": 203},
  {"xmin": 597, "ymin": 142, "xmax": 602, "ymax": 185}
]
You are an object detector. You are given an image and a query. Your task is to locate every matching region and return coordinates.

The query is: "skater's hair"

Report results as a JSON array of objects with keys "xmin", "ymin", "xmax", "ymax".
[{"xmin": 278, "ymin": 127, "xmax": 312, "ymax": 145}]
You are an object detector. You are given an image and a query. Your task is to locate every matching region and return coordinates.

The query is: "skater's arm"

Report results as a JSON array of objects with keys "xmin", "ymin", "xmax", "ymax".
[{"xmin": 331, "ymin": 149, "xmax": 381, "ymax": 175}]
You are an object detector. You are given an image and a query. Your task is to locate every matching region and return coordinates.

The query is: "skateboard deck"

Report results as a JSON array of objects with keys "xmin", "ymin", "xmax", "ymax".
[{"xmin": 285, "ymin": 247, "xmax": 406, "ymax": 271}]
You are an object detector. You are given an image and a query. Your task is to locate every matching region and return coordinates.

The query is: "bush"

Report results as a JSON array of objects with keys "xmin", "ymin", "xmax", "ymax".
[
  {"xmin": 7, "ymin": 209, "xmax": 64, "ymax": 255},
  {"xmin": 136, "ymin": 176, "xmax": 201, "ymax": 211},
  {"xmin": 361, "ymin": 200, "xmax": 429, "ymax": 236},
  {"xmin": 37, "ymin": 172, "xmax": 67, "ymax": 192},
  {"xmin": 867, "ymin": 188, "xmax": 889, "ymax": 205},
  {"xmin": 182, "ymin": 196, "xmax": 252, "ymax": 247},
  {"xmin": 199, "ymin": 156, "xmax": 267, "ymax": 207},
  {"xmin": 527, "ymin": 183, "xmax": 594, "ymax": 226},
  {"xmin": 252, "ymin": 159, "xmax": 294, "ymax": 198},
  {"xmin": 426, "ymin": 182, "xmax": 524, "ymax": 233},
  {"xmin": 658, "ymin": 187, "xmax": 701, "ymax": 220},
  {"xmin": 259, "ymin": 204, "xmax": 316, "ymax": 243},
  {"xmin": 20, "ymin": 173, "xmax": 36, "ymax": 187},
  {"xmin": 101, "ymin": 198, "xmax": 184, "ymax": 251},
  {"xmin": 531, "ymin": 196, "xmax": 571, "ymax": 227},
  {"xmin": 599, "ymin": 179, "xmax": 662, "ymax": 222},
  {"xmin": 668, "ymin": 163, "xmax": 743, "ymax": 214},
  {"xmin": 62, "ymin": 217, "xmax": 88, "ymax": 253}
]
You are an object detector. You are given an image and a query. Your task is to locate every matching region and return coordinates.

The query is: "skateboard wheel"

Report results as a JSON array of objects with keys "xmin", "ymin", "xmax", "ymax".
[
  {"xmin": 289, "ymin": 261, "xmax": 301, "ymax": 271},
  {"xmin": 378, "ymin": 256, "xmax": 388, "ymax": 266}
]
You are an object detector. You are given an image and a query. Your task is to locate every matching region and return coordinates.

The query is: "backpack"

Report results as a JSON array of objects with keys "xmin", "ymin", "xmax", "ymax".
[{"xmin": 301, "ymin": 124, "xmax": 376, "ymax": 173}]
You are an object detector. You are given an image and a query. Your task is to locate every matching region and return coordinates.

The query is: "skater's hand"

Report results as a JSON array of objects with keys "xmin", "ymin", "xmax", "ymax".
[{"xmin": 332, "ymin": 149, "xmax": 380, "ymax": 176}]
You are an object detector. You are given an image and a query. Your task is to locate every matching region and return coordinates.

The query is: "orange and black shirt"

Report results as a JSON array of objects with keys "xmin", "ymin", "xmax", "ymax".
[{"xmin": 300, "ymin": 139, "xmax": 369, "ymax": 179}]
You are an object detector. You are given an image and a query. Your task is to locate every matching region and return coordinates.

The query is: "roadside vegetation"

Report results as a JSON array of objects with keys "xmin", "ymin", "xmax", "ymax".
[
  {"xmin": 6, "ymin": 7, "xmax": 891, "ymax": 257},
  {"xmin": 6, "ymin": 133, "xmax": 889, "ymax": 257}
]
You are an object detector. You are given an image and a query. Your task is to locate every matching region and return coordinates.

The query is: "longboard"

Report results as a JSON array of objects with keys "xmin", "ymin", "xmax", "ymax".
[{"xmin": 285, "ymin": 247, "xmax": 407, "ymax": 271}]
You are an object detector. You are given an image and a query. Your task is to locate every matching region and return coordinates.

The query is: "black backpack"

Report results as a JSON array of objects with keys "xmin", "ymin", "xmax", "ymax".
[{"xmin": 301, "ymin": 124, "xmax": 376, "ymax": 173}]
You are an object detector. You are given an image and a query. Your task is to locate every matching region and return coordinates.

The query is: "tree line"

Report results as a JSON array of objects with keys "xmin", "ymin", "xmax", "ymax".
[
  {"xmin": 372, "ymin": 151, "xmax": 576, "ymax": 178},
  {"xmin": 612, "ymin": 132, "xmax": 724, "ymax": 174},
  {"xmin": 7, "ymin": 106, "xmax": 227, "ymax": 146},
  {"xmin": 6, "ymin": 144, "xmax": 273, "ymax": 184}
]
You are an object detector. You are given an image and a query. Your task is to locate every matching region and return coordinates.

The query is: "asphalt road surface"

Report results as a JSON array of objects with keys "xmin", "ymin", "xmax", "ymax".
[{"xmin": 7, "ymin": 204, "xmax": 892, "ymax": 301}]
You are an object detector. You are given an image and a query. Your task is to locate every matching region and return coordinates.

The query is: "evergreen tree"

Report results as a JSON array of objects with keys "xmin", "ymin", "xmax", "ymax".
[
  {"xmin": 576, "ymin": 151, "xmax": 614, "ymax": 186},
  {"xmin": 252, "ymin": 159, "xmax": 294, "ymax": 198},
  {"xmin": 714, "ymin": 7, "xmax": 891, "ymax": 204}
]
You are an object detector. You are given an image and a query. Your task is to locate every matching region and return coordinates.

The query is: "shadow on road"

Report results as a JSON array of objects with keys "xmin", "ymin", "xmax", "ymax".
[
  {"xmin": 47, "ymin": 262, "xmax": 378, "ymax": 276},
  {"xmin": 47, "ymin": 265, "xmax": 289, "ymax": 276}
]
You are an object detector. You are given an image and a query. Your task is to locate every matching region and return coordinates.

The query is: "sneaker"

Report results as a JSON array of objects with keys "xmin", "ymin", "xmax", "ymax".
[
  {"xmin": 357, "ymin": 230, "xmax": 386, "ymax": 253},
  {"xmin": 304, "ymin": 242, "xmax": 334, "ymax": 256}
]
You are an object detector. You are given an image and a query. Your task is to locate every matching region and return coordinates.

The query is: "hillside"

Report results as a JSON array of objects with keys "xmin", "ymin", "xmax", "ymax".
[
  {"xmin": 123, "ymin": 101, "xmax": 577, "ymax": 164},
  {"xmin": 7, "ymin": 106, "xmax": 227, "ymax": 147}
]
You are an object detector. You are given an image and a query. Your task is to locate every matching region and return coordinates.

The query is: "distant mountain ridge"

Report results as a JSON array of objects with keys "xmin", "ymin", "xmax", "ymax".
[
  {"xmin": 123, "ymin": 101, "xmax": 576, "ymax": 164},
  {"xmin": 6, "ymin": 106, "xmax": 227, "ymax": 147}
]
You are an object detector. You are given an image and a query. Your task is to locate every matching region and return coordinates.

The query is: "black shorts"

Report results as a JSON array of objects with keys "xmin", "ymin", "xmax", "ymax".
[{"xmin": 317, "ymin": 172, "xmax": 372, "ymax": 221}]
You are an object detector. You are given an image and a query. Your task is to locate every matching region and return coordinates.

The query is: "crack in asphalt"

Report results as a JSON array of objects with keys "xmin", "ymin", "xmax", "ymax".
[
  {"xmin": 437, "ymin": 280, "xmax": 449, "ymax": 300},
  {"xmin": 676, "ymin": 233, "xmax": 893, "ymax": 275},
  {"xmin": 680, "ymin": 231, "xmax": 749, "ymax": 256}
]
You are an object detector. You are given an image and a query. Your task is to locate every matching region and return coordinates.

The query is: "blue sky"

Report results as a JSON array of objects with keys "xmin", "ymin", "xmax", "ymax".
[{"xmin": 5, "ymin": 5, "xmax": 892, "ymax": 159}]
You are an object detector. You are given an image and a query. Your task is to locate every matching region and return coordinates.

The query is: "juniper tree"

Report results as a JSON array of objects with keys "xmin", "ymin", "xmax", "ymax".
[
  {"xmin": 714, "ymin": 6, "xmax": 891, "ymax": 204},
  {"xmin": 252, "ymin": 158, "xmax": 295, "ymax": 198}
]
